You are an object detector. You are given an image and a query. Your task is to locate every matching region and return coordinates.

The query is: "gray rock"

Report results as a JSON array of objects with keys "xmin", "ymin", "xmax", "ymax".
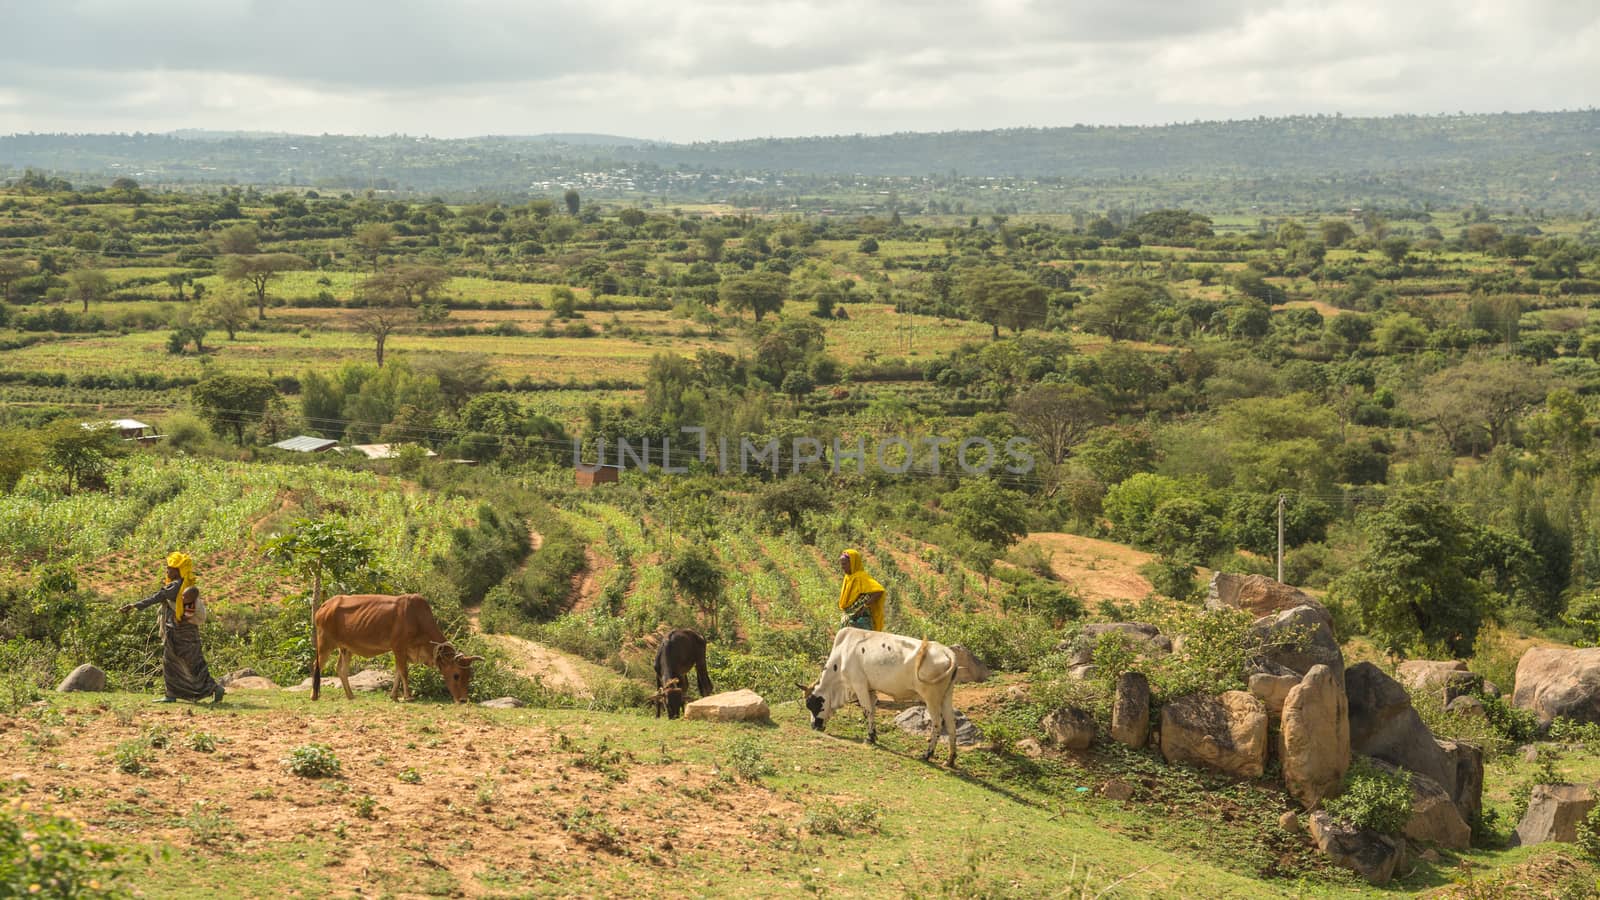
[
  {"xmin": 479, "ymin": 697, "xmax": 525, "ymax": 709},
  {"xmin": 1445, "ymin": 695, "xmax": 1486, "ymax": 719},
  {"xmin": 1252, "ymin": 605, "xmax": 1344, "ymax": 686},
  {"xmin": 1111, "ymin": 672, "xmax": 1150, "ymax": 748},
  {"xmin": 1100, "ymin": 779, "xmax": 1134, "ymax": 802},
  {"xmin": 1062, "ymin": 623, "xmax": 1171, "ymax": 666},
  {"xmin": 949, "ymin": 645, "xmax": 991, "ymax": 684},
  {"xmin": 1438, "ymin": 740, "xmax": 1485, "ymax": 827},
  {"xmin": 1345, "ymin": 662, "xmax": 1455, "ymax": 795},
  {"xmin": 1482, "ymin": 681, "xmax": 1501, "ymax": 699},
  {"xmin": 1041, "ymin": 705, "xmax": 1095, "ymax": 750},
  {"xmin": 1367, "ymin": 759, "xmax": 1470, "ymax": 850},
  {"xmin": 1067, "ymin": 664, "xmax": 1099, "ymax": 681},
  {"xmin": 896, "ymin": 705, "xmax": 981, "ymax": 746},
  {"xmin": 56, "ymin": 664, "xmax": 107, "ymax": 693},
  {"xmin": 1308, "ymin": 810, "xmax": 1407, "ymax": 886},
  {"xmin": 226, "ymin": 676, "xmax": 278, "ymax": 690},
  {"xmin": 1015, "ymin": 737, "xmax": 1044, "ymax": 758},
  {"xmin": 219, "ymin": 668, "xmax": 260, "ymax": 687},
  {"xmin": 1513, "ymin": 783, "xmax": 1596, "ymax": 846}
]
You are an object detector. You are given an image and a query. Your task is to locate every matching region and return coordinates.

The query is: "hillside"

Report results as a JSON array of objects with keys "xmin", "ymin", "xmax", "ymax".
[{"xmin": 5, "ymin": 109, "xmax": 1600, "ymax": 209}]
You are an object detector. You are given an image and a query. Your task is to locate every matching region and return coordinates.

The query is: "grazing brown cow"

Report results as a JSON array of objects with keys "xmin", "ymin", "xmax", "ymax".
[{"xmin": 312, "ymin": 594, "xmax": 482, "ymax": 703}]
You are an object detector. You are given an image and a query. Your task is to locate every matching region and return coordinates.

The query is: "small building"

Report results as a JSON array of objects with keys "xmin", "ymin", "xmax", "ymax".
[
  {"xmin": 83, "ymin": 419, "xmax": 160, "ymax": 443},
  {"xmin": 575, "ymin": 464, "xmax": 621, "ymax": 487},
  {"xmin": 269, "ymin": 435, "xmax": 339, "ymax": 453},
  {"xmin": 351, "ymin": 443, "xmax": 437, "ymax": 460}
]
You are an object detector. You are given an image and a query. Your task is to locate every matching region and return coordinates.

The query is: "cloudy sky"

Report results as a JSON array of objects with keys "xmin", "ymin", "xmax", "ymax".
[{"xmin": 2, "ymin": 0, "xmax": 1596, "ymax": 142}]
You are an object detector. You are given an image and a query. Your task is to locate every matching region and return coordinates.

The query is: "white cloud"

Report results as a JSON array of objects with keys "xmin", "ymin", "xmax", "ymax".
[{"xmin": 0, "ymin": 0, "xmax": 1593, "ymax": 140}]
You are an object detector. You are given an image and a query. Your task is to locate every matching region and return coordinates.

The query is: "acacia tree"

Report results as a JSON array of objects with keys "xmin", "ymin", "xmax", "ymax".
[
  {"xmin": 0, "ymin": 256, "xmax": 33, "ymax": 301},
  {"xmin": 222, "ymin": 253, "xmax": 304, "ymax": 319},
  {"xmin": 354, "ymin": 264, "xmax": 450, "ymax": 366},
  {"xmin": 719, "ymin": 271, "xmax": 788, "ymax": 321},
  {"xmin": 960, "ymin": 266, "xmax": 1048, "ymax": 339},
  {"xmin": 191, "ymin": 374, "xmax": 278, "ymax": 444},
  {"xmin": 65, "ymin": 267, "xmax": 111, "ymax": 313},
  {"xmin": 1075, "ymin": 281, "xmax": 1164, "ymax": 342},
  {"xmin": 40, "ymin": 419, "xmax": 126, "ymax": 494},
  {"xmin": 200, "ymin": 289, "xmax": 251, "ymax": 340},
  {"xmin": 352, "ymin": 222, "xmax": 395, "ymax": 272},
  {"xmin": 1009, "ymin": 382, "xmax": 1105, "ymax": 468},
  {"xmin": 213, "ymin": 224, "xmax": 260, "ymax": 255}
]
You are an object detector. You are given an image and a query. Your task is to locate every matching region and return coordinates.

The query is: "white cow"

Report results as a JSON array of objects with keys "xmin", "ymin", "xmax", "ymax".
[{"xmin": 802, "ymin": 627, "xmax": 961, "ymax": 766}]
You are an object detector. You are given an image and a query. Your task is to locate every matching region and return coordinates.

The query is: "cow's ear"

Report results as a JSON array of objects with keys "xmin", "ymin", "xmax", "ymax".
[{"xmin": 458, "ymin": 655, "xmax": 484, "ymax": 664}]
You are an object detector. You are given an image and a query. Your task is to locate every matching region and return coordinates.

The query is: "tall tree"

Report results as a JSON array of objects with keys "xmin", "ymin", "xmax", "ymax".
[
  {"xmin": 40, "ymin": 419, "xmax": 126, "ymax": 494},
  {"xmin": 1009, "ymin": 382, "xmax": 1106, "ymax": 467},
  {"xmin": 221, "ymin": 253, "xmax": 303, "ymax": 319},
  {"xmin": 0, "ymin": 256, "xmax": 33, "ymax": 302},
  {"xmin": 214, "ymin": 224, "xmax": 260, "ymax": 256},
  {"xmin": 352, "ymin": 222, "xmax": 396, "ymax": 272},
  {"xmin": 191, "ymin": 374, "xmax": 278, "ymax": 444},
  {"xmin": 719, "ymin": 271, "xmax": 789, "ymax": 321},
  {"xmin": 65, "ymin": 268, "xmax": 111, "ymax": 313},
  {"xmin": 352, "ymin": 265, "xmax": 447, "ymax": 366},
  {"xmin": 200, "ymin": 289, "xmax": 251, "ymax": 340},
  {"xmin": 563, "ymin": 189, "xmax": 580, "ymax": 216},
  {"xmin": 1075, "ymin": 281, "xmax": 1164, "ymax": 342}
]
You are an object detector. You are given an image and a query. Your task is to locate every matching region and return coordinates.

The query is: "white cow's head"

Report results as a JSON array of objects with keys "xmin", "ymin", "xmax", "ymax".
[{"xmin": 800, "ymin": 658, "xmax": 848, "ymax": 731}]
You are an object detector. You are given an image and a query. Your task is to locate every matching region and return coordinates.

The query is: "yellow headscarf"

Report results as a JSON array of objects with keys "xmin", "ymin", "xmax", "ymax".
[
  {"xmin": 837, "ymin": 549, "xmax": 886, "ymax": 630},
  {"xmin": 166, "ymin": 552, "xmax": 195, "ymax": 622}
]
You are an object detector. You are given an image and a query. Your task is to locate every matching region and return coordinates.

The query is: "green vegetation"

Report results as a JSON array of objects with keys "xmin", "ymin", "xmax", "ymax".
[
  {"xmin": 282, "ymin": 743, "xmax": 341, "ymax": 778},
  {"xmin": 1322, "ymin": 759, "xmax": 1414, "ymax": 835}
]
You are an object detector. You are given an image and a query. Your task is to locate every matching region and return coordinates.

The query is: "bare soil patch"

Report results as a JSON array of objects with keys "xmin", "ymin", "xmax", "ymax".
[{"xmin": 1020, "ymin": 533, "xmax": 1157, "ymax": 605}]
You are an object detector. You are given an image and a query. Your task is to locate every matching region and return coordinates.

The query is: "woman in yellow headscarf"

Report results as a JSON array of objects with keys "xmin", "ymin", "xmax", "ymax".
[
  {"xmin": 837, "ymin": 549, "xmax": 887, "ymax": 631},
  {"xmin": 120, "ymin": 552, "xmax": 224, "ymax": 704}
]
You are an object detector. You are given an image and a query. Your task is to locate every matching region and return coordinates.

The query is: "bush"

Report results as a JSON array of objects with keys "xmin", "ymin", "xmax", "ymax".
[
  {"xmin": 1577, "ymin": 801, "xmax": 1600, "ymax": 862},
  {"xmin": 0, "ymin": 797, "xmax": 122, "ymax": 897},
  {"xmin": 1323, "ymin": 758, "xmax": 1413, "ymax": 834},
  {"xmin": 283, "ymin": 743, "xmax": 341, "ymax": 778},
  {"xmin": 723, "ymin": 735, "xmax": 775, "ymax": 782}
]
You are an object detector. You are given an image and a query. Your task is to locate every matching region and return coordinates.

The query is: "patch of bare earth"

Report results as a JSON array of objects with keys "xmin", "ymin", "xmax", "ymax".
[
  {"xmin": 0, "ymin": 702, "xmax": 801, "ymax": 896},
  {"xmin": 478, "ymin": 632, "xmax": 593, "ymax": 698},
  {"xmin": 1020, "ymin": 533, "xmax": 1157, "ymax": 605}
]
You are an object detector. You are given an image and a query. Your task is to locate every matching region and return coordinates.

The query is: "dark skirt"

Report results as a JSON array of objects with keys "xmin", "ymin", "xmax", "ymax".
[{"xmin": 162, "ymin": 621, "xmax": 219, "ymax": 700}]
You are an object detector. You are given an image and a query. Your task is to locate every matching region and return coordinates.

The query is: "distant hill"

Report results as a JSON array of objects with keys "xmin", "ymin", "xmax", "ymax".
[{"xmin": 2, "ymin": 110, "xmax": 1598, "ymax": 210}]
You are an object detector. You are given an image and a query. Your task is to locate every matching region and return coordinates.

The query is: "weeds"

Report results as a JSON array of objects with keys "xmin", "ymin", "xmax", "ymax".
[
  {"xmin": 803, "ymin": 799, "xmax": 884, "ymax": 836},
  {"xmin": 560, "ymin": 805, "xmax": 622, "ymax": 851},
  {"xmin": 176, "ymin": 800, "xmax": 235, "ymax": 845},
  {"xmin": 187, "ymin": 731, "xmax": 217, "ymax": 753},
  {"xmin": 397, "ymin": 767, "xmax": 422, "ymax": 784},
  {"xmin": 283, "ymin": 744, "xmax": 342, "ymax": 778},
  {"xmin": 724, "ymin": 735, "xmax": 775, "ymax": 782},
  {"xmin": 113, "ymin": 738, "xmax": 153, "ymax": 775},
  {"xmin": 352, "ymin": 795, "xmax": 379, "ymax": 819}
]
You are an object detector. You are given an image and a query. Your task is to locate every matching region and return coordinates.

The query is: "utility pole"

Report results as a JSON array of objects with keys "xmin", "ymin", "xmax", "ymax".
[{"xmin": 1276, "ymin": 493, "xmax": 1286, "ymax": 583}]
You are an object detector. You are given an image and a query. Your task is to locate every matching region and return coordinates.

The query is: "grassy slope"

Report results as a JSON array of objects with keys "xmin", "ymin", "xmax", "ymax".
[{"xmin": 2, "ymin": 690, "xmax": 1398, "ymax": 900}]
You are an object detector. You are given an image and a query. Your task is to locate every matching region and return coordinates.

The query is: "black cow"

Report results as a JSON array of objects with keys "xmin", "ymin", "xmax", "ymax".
[{"xmin": 654, "ymin": 628, "xmax": 712, "ymax": 719}]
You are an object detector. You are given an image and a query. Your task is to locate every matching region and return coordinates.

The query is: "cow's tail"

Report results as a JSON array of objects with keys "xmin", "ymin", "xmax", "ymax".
[{"xmin": 310, "ymin": 607, "xmax": 322, "ymax": 699}]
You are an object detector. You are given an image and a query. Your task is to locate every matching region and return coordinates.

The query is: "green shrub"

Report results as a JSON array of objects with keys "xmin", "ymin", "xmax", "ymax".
[
  {"xmin": 724, "ymin": 735, "xmax": 775, "ymax": 782},
  {"xmin": 283, "ymin": 744, "xmax": 341, "ymax": 778},
  {"xmin": 1576, "ymin": 802, "xmax": 1600, "ymax": 862},
  {"xmin": 1510, "ymin": 748, "xmax": 1562, "ymax": 823},
  {"xmin": 1, "ymin": 797, "xmax": 122, "ymax": 897},
  {"xmin": 113, "ymin": 739, "xmax": 153, "ymax": 776},
  {"xmin": 803, "ymin": 800, "xmax": 883, "ymax": 836},
  {"xmin": 1323, "ymin": 759, "xmax": 1413, "ymax": 834},
  {"xmin": 397, "ymin": 767, "xmax": 422, "ymax": 784}
]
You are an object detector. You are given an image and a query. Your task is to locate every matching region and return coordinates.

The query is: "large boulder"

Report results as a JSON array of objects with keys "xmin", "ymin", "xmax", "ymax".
[
  {"xmin": 684, "ymin": 689, "xmax": 770, "ymax": 723},
  {"xmin": 56, "ymin": 664, "xmax": 107, "ymax": 693},
  {"xmin": 1438, "ymin": 740, "xmax": 1485, "ymax": 826},
  {"xmin": 1111, "ymin": 672, "xmax": 1151, "ymax": 748},
  {"xmin": 1365, "ymin": 759, "xmax": 1470, "ymax": 850},
  {"xmin": 1512, "ymin": 784, "xmax": 1596, "ymax": 847},
  {"xmin": 1513, "ymin": 646, "xmax": 1600, "ymax": 728},
  {"xmin": 1063, "ymin": 623, "xmax": 1172, "ymax": 666},
  {"xmin": 1251, "ymin": 605, "xmax": 1343, "ymax": 686},
  {"xmin": 479, "ymin": 697, "xmax": 525, "ymax": 709},
  {"xmin": 1281, "ymin": 665, "xmax": 1350, "ymax": 809},
  {"xmin": 948, "ymin": 645, "xmax": 991, "ymax": 684},
  {"xmin": 1041, "ymin": 706, "xmax": 1095, "ymax": 750},
  {"xmin": 219, "ymin": 668, "xmax": 260, "ymax": 687},
  {"xmin": 1208, "ymin": 573, "xmax": 1328, "ymax": 620},
  {"xmin": 1308, "ymin": 811, "xmax": 1407, "ymax": 886},
  {"xmin": 1248, "ymin": 672, "xmax": 1300, "ymax": 718},
  {"xmin": 896, "ymin": 706, "xmax": 983, "ymax": 746},
  {"xmin": 1160, "ymin": 691, "xmax": 1268, "ymax": 778},
  {"xmin": 1345, "ymin": 662, "xmax": 1455, "ymax": 793}
]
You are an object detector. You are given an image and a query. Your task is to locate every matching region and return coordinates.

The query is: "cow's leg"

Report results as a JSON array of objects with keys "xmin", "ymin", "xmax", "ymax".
[
  {"xmin": 338, "ymin": 649, "xmax": 355, "ymax": 700},
  {"xmin": 863, "ymin": 690, "xmax": 878, "ymax": 745},
  {"xmin": 943, "ymin": 692, "xmax": 959, "ymax": 768},
  {"xmin": 394, "ymin": 655, "xmax": 410, "ymax": 702},
  {"xmin": 922, "ymin": 693, "xmax": 941, "ymax": 761}
]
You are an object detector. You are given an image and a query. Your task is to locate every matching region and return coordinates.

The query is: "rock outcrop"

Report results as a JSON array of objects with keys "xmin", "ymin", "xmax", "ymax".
[
  {"xmin": 1345, "ymin": 662, "xmax": 1455, "ymax": 793},
  {"xmin": 1513, "ymin": 646, "xmax": 1600, "ymax": 728},
  {"xmin": 1280, "ymin": 664, "xmax": 1350, "ymax": 809},
  {"xmin": 1160, "ymin": 691, "xmax": 1268, "ymax": 778},
  {"xmin": 1248, "ymin": 672, "xmax": 1300, "ymax": 717},
  {"xmin": 1207, "ymin": 573, "xmax": 1327, "ymax": 620},
  {"xmin": 1251, "ymin": 604, "xmax": 1343, "ymax": 686}
]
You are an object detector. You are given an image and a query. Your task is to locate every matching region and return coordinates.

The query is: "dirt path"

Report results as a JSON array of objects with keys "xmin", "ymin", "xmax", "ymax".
[
  {"xmin": 567, "ymin": 547, "xmax": 607, "ymax": 616},
  {"xmin": 463, "ymin": 524, "xmax": 594, "ymax": 698}
]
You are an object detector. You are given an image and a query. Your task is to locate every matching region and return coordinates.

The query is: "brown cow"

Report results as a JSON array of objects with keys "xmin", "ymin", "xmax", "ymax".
[{"xmin": 312, "ymin": 594, "xmax": 482, "ymax": 703}]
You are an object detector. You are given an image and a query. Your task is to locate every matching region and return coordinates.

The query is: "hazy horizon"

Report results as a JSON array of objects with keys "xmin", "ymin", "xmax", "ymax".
[{"xmin": 2, "ymin": 0, "xmax": 1596, "ymax": 143}]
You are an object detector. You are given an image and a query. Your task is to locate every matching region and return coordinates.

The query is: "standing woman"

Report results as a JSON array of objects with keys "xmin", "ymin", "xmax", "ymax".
[
  {"xmin": 836, "ymin": 548, "xmax": 887, "ymax": 631},
  {"xmin": 120, "ymin": 552, "xmax": 224, "ymax": 704}
]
